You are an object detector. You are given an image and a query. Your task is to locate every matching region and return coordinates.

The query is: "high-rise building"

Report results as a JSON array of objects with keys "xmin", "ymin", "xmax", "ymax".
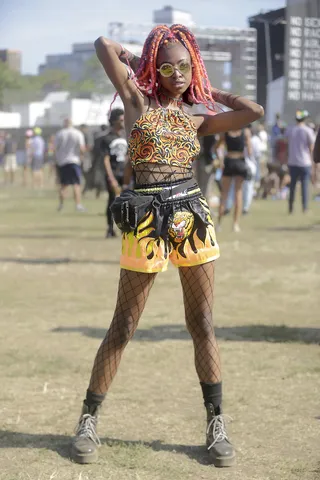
[
  {"xmin": 107, "ymin": 21, "xmax": 257, "ymax": 100},
  {"xmin": 38, "ymin": 43, "xmax": 96, "ymax": 81},
  {"xmin": 0, "ymin": 49, "xmax": 22, "ymax": 73},
  {"xmin": 153, "ymin": 5, "xmax": 194, "ymax": 27}
]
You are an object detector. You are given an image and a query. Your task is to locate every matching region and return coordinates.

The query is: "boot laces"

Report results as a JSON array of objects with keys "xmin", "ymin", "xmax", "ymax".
[
  {"xmin": 75, "ymin": 413, "xmax": 101, "ymax": 446},
  {"xmin": 207, "ymin": 414, "xmax": 231, "ymax": 450}
]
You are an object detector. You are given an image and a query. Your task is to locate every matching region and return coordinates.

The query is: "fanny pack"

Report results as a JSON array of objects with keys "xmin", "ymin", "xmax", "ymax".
[{"xmin": 110, "ymin": 178, "xmax": 196, "ymax": 233}]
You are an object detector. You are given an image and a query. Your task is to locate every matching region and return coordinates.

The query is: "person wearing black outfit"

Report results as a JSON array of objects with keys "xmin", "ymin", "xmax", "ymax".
[
  {"xmin": 101, "ymin": 108, "xmax": 128, "ymax": 237},
  {"xmin": 195, "ymin": 134, "xmax": 217, "ymax": 196},
  {"xmin": 216, "ymin": 128, "xmax": 252, "ymax": 232}
]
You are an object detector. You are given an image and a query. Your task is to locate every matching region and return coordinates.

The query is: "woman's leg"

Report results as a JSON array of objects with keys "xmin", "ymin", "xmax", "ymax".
[
  {"xmin": 71, "ymin": 269, "xmax": 156, "ymax": 464},
  {"xmin": 179, "ymin": 262, "xmax": 234, "ymax": 467},
  {"xmin": 301, "ymin": 166, "xmax": 312, "ymax": 212},
  {"xmin": 218, "ymin": 176, "xmax": 232, "ymax": 226},
  {"xmin": 289, "ymin": 166, "xmax": 299, "ymax": 213},
  {"xmin": 242, "ymin": 178, "xmax": 255, "ymax": 213},
  {"xmin": 233, "ymin": 176, "xmax": 244, "ymax": 230},
  {"xmin": 225, "ymin": 179, "xmax": 235, "ymax": 212},
  {"xmin": 179, "ymin": 262, "xmax": 220, "ymax": 384},
  {"xmin": 88, "ymin": 269, "xmax": 157, "ymax": 395}
]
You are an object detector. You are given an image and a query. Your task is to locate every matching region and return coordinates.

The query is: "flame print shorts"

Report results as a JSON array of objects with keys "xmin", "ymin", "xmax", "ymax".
[{"xmin": 120, "ymin": 184, "xmax": 220, "ymax": 273}]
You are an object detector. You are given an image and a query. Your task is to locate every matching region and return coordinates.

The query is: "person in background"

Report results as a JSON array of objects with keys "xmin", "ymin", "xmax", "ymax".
[
  {"xmin": 194, "ymin": 134, "xmax": 216, "ymax": 196},
  {"xmin": 313, "ymin": 126, "xmax": 320, "ymax": 165},
  {"xmin": 258, "ymin": 162, "xmax": 281, "ymax": 199},
  {"xmin": 79, "ymin": 124, "xmax": 93, "ymax": 194},
  {"xmin": 22, "ymin": 129, "xmax": 33, "ymax": 186},
  {"xmin": 30, "ymin": 127, "xmax": 46, "ymax": 188},
  {"xmin": 312, "ymin": 126, "xmax": 320, "ymax": 199},
  {"xmin": 271, "ymin": 113, "xmax": 282, "ymax": 162},
  {"xmin": 84, "ymin": 124, "xmax": 109, "ymax": 198},
  {"xmin": 257, "ymin": 122, "xmax": 268, "ymax": 177},
  {"xmin": 224, "ymin": 125, "xmax": 260, "ymax": 215},
  {"xmin": 0, "ymin": 131, "xmax": 5, "ymax": 167},
  {"xmin": 216, "ymin": 127, "xmax": 253, "ymax": 232},
  {"xmin": 54, "ymin": 118, "xmax": 86, "ymax": 212},
  {"xmin": 286, "ymin": 110, "xmax": 315, "ymax": 214},
  {"xmin": 100, "ymin": 108, "xmax": 127, "ymax": 238},
  {"xmin": 3, "ymin": 133, "xmax": 17, "ymax": 184},
  {"xmin": 46, "ymin": 134, "xmax": 56, "ymax": 181}
]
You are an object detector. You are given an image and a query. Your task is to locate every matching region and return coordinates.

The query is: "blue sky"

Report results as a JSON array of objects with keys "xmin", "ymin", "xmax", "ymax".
[{"xmin": 1, "ymin": 0, "xmax": 285, "ymax": 74}]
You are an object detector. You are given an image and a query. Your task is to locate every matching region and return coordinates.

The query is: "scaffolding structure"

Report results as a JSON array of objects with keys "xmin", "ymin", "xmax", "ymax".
[{"xmin": 108, "ymin": 22, "xmax": 258, "ymax": 99}]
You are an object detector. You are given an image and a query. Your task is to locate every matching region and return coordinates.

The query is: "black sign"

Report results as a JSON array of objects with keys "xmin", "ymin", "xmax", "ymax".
[{"xmin": 284, "ymin": 0, "xmax": 320, "ymax": 121}]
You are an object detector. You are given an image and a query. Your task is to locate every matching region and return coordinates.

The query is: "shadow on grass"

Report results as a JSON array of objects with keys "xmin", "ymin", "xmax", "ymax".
[
  {"xmin": 0, "ymin": 233, "xmax": 106, "ymax": 240},
  {"xmin": 0, "ymin": 431, "xmax": 212, "ymax": 466},
  {"xmin": 52, "ymin": 324, "xmax": 320, "ymax": 345},
  {"xmin": 267, "ymin": 223, "xmax": 320, "ymax": 232},
  {"xmin": 0, "ymin": 257, "xmax": 118, "ymax": 265}
]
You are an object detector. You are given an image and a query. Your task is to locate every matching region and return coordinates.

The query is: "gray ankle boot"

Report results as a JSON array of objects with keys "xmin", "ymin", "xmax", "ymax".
[
  {"xmin": 71, "ymin": 402, "xmax": 101, "ymax": 464},
  {"xmin": 205, "ymin": 403, "xmax": 235, "ymax": 467}
]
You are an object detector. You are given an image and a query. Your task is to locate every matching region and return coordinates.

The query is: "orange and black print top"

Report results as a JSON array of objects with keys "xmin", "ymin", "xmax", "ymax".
[{"xmin": 128, "ymin": 108, "xmax": 200, "ymax": 169}]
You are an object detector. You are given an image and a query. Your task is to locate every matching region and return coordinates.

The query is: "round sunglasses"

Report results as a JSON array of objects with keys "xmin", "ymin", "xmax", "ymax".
[{"xmin": 157, "ymin": 60, "xmax": 192, "ymax": 78}]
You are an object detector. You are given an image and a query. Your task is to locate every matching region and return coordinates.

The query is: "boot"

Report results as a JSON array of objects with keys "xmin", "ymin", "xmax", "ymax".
[
  {"xmin": 71, "ymin": 402, "xmax": 101, "ymax": 464},
  {"xmin": 205, "ymin": 403, "xmax": 235, "ymax": 467}
]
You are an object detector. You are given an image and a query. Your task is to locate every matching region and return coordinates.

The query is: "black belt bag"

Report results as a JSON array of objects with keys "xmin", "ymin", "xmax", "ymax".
[{"xmin": 110, "ymin": 179, "xmax": 196, "ymax": 233}]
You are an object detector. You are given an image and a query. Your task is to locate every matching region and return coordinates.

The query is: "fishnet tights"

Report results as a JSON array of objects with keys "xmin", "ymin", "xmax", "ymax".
[
  {"xmin": 179, "ymin": 262, "xmax": 221, "ymax": 383},
  {"xmin": 88, "ymin": 269, "xmax": 156, "ymax": 394},
  {"xmin": 88, "ymin": 262, "xmax": 220, "ymax": 395},
  {"xmin": 134, "ymin": 163, "xmax": 193, "ymax": 185}
]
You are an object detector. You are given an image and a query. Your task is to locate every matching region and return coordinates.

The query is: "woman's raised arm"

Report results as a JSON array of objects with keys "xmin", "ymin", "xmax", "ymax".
[
  {"xmin": 197, "ymin": 88, "xmax": 264, "ymax": 137},
  {"xmin": 94, "ymin": 37, "xmax": 141, "ymax": 104}
]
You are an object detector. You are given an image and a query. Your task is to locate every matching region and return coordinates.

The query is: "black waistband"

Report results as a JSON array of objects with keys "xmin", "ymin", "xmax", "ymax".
[{"xmin": 135, "ymin": 178, "xmax": 201, "ymax": 202}]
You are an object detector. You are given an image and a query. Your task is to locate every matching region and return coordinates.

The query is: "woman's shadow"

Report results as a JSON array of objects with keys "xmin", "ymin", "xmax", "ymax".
[{"xmin": 0, "ymin": 430, "xmax": 212, "ymax": 466}]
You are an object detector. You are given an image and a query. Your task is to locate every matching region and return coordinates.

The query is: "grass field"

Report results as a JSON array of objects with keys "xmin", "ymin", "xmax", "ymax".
[{"xmin": 0, "ymin": 184, "xmax": 319, "ymax": 480}]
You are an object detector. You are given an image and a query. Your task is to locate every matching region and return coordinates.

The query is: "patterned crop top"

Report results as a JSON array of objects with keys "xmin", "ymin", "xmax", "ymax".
[{"xmin": 128, "ymin": 108, "xmax": 200, "ymax": 169}]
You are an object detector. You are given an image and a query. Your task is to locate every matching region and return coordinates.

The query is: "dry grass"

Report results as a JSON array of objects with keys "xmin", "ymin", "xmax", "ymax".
[{"xmin": 0, "ymin": 185, "xmax": 319, "ymax": 480}]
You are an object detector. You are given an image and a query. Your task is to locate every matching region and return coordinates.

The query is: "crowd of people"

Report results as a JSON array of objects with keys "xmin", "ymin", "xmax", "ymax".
[
  {"xmin": 1, "ymin": 107, "xmax": 319, "ymax": 236},
  {"xmin": 1, "ymin": 106, "xmax": 319, "ymax": 237}
]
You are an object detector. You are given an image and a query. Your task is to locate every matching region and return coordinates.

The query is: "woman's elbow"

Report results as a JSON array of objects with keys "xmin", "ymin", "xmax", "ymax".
[
  {"xmin": 251, "ymin": 104, "xmax": 264, "ymax": 120},
  {"xmin": 94, "ymin": 36, "xmax": 108, "ymax": 51}
]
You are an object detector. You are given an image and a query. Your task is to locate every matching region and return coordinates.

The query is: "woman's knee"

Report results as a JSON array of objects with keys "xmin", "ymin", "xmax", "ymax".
[
  {"xmin": 108, "ymin": 316, "xmax": 138, "ymax": 348},
  {"xmin": 187, "ymin": 314, "xmax": 215, "ymax": 341}
]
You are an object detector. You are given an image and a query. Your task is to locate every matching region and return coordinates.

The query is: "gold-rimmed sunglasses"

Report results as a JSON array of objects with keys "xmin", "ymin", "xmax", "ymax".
[{"xmin": 157, "ymin": 60, "xmax": 192, "ymax": 78}]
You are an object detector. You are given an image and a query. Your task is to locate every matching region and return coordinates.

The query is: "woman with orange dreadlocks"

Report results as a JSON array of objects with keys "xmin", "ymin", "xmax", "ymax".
[{"xmin": 71, "ymin": 24, "xmax": 263, "ymax": 467}]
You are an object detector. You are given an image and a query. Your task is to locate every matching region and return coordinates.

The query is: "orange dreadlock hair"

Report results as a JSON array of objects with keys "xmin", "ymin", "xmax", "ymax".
[{"xmin": 134, "ymin": 24, "xmax": 216, "ymax": 111}]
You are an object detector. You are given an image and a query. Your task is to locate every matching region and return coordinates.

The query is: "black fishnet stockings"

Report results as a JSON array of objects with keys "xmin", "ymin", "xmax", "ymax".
[
  {"xmin": 179, "ymin": 262, "xmax": 221, "ymax": 383},
  {"xmin": 134, "ymin": 163, "xmax": 193, "ymax": 186},
  {"xmin": 88, "ymin": 269, "xmax": 156, "ymax": 394},
  {"xmin": 88, "ymin": 262, "xmax": 220, "ymax": 395}
]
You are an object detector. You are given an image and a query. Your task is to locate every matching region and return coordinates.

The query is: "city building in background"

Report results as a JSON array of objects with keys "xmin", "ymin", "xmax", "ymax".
[
  {"xmin": 194, "ymin": 27, "xmax": 257, "ymax": 101},
  {"xmin": 153, "ymin": 5, "xmax": 195, "ymax": 27},
  {"xmin": 0, "ymin": 49, "xmax": 22, "ymax": 73},
  {"xmin": 1, "ymin": 5, "xmax": 259, "ymax": 129},
  {"xmin": 38, "ymin": 43, "xmax": 96, "ymax": 81},
  {"xmin": 108, "ymin": 10, "xmax": 257, "ymax": 101}
]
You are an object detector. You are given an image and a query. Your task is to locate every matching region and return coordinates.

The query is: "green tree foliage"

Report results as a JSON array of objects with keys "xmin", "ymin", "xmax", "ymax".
[{"xmin": 0, "ymin": 56, "xmax": 115, "ymax": 107}]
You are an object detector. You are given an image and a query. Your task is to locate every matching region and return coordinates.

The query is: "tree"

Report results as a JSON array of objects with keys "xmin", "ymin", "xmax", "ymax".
[
  {"xmin": 0, "ymin": 60, "xmax": 21, "ymax": 107},
  {"xmin": 81, "ymin": 55, "xmax": 114, "ymax": 94},
  {"xmin": 37, "ymin": 69, "xmax": 72, "ymax": 92}
]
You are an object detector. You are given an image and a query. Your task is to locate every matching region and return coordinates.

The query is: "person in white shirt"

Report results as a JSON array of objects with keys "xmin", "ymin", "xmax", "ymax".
[
  {"xmin": 54, "ymin": 119, "xmax": 86, "ymax": 212},
  {"xmin": 30, "ymin": 127, "xmax": 46, "ymax": 188}
]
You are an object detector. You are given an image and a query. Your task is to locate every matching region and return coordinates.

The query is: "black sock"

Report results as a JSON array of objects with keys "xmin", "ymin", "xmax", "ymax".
[
  {"xmin": 200, "ymin": 382, "xmax": 222, "ymax": 415},
  {"xmin": 85, "ymin": 389, "xmax": 106, "ymax": 408}
]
